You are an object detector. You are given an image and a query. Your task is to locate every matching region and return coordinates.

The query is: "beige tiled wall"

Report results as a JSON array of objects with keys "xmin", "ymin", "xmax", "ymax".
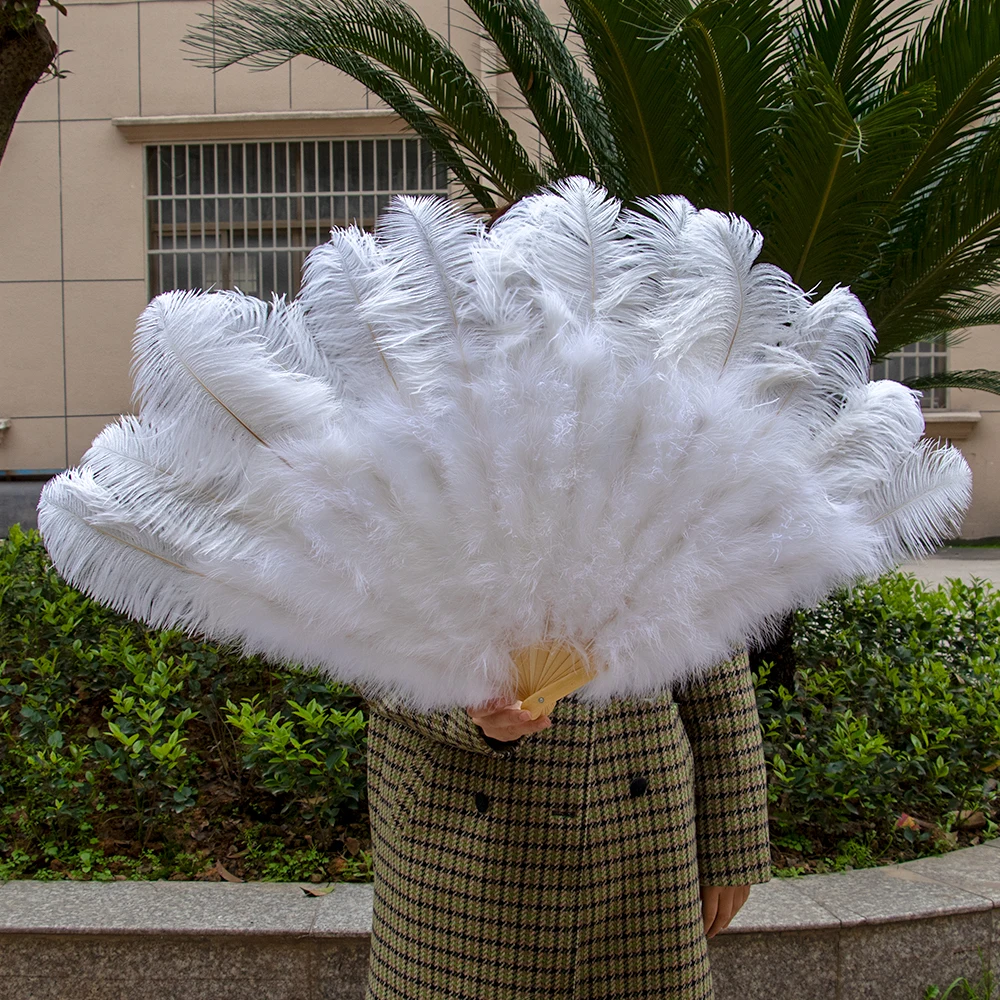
[
  {"xmin": 0, "ymin": 3, "xmax": 150, "ymax": 472},
  {"xmin": 290, "ymin": 59, "xmax": 369, "ymax": 112},
  {"xmin": 0, "ymin": 0, "xmax": 383, "ymax": 474},
  {"xmin": 0, "ymin": 418, "xmax": 67, "ymax": 472},
  {"xmin": 1, "ymin": 0, "xmax": 998, "ymax": 538},
  {"xmin": 0, "ymin": 122, "xmax": 62, "ymax": 281},
  {"xmin": 60, "ymin": 125, "xmax": 145, "ymax": 282},
  {"xmin": 0, "ymin": 282, "xmax": 65, "ymax": 419},
  {"xmin": 943, "ymin": 333, "xmax": 1000, "ymax": 538},
  {"xmin": 952, "ymin": 411, "xmax": 1000, "ymax": 539},
  {"xmin": 139, "ymin": 1, "xmax": 214, "ymax": 117},
  {"xmin": 60, "ymin": 3, "xmax": 140, "ymax": 120},
  {"xmin": 63, "ymin": 281, "xmax": 146, "ymax": 415}
]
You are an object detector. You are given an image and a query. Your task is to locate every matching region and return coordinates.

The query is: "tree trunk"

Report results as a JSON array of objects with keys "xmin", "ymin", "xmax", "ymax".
[{"xmin": 0, "ymin": 2, "xmax": 57, "ymax": 165}]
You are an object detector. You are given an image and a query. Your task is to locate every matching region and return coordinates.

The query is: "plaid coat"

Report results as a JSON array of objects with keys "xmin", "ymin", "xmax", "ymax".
[{"xmin": 363, "ymin": 651, "xmax": 771, "ymax": 1000}]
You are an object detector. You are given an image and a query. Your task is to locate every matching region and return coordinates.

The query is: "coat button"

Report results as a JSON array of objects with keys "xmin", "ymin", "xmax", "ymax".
[
  {"xmin": 474, "ymin": 792, "xmax": 490, "ymax": 814},
  {"xmin": 629, "ymin": 776, "xmax": 648, "ymax": 798}
]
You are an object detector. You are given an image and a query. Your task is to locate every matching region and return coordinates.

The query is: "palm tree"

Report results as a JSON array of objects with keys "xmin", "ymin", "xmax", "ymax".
[{"xmin": 184, "ymin": 0, "xmax": 1000, "ymax": 398}]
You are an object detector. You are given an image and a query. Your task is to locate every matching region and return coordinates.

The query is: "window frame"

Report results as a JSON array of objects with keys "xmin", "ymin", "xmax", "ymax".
[
  {"xmin": 143, "ymin": 136, "xmax": 450, "ymax": 302},
  {"xmin": 870, "ymin": 341, "xmax": 949, "ymax": 410}
]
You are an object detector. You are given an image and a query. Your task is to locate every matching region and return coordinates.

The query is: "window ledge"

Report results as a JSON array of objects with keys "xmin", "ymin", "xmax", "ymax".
[
  {"xmin": 922, "ymin": 410, "xmax": 982, "ymax": 441},
  {"xmin": 112, "ymin": 110, "xmax": 406, "ymax": 143}
]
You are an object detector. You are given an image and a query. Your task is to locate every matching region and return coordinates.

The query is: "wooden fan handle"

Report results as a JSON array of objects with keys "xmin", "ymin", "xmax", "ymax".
[{"xmin": 518, "ymin": 670, "xmax": 596, "ymax": 720}]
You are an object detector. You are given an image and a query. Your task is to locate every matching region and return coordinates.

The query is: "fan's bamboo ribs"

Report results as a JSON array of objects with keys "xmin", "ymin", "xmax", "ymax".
[{"xmin": 512, "ymin": 642, "xmax": 598, "ymax": 719}]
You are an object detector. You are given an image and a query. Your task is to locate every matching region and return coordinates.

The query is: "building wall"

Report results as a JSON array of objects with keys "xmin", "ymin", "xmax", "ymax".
[
  {"xmin": 947, "ymin": 340, "xmax": 1000, "ymax": 539},
  {"xmin": 0, "ymin": 0, "xmax": 474, "ymax": 474},
  {"xmin": 1, "ymin": 0, "xmax": 998, "ymax": 536}
]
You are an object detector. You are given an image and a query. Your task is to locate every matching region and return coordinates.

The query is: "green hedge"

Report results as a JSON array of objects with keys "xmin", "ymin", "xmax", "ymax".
[
  {"xmin": 760, "ymin": 573, "xmax": 1000, "ymax": 873},
  {"xmin": 1, "ymin": 526, "xmax": 997, "ymax": 881},
  {"xmin": 0, "ymin": 525, "xmax": 369, "ymax": 882}
]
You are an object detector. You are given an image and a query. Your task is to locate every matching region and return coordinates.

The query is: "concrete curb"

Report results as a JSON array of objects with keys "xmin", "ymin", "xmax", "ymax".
[{"xmin": 1, "ymin": 841, "xmax": 996, "ymax": 999}]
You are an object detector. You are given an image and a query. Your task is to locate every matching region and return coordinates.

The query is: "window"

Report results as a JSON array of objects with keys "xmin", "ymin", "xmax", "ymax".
[
  {"xmin": 871, "ymin": 341, "xmax": 947, "ymax": 409},
  {"xmin": 145, "ymin": 139, "xmax": 449, "ymax": 300}
]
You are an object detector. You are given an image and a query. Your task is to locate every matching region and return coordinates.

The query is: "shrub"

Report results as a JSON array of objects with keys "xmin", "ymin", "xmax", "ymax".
[
  {"xmin": 759, "ymin": 573, "xmax": 1000, "ymax": 870},
  {"xmin": 0, "ymin": 525, "xmax": 368, "ymax": 879},
  {"xmin": 225, "ymin": 690, "xmax": 366, "ymax": 827},
  {"xmin": 925, "ymin": 952, "xmax": 996, "ymax": 1000}
]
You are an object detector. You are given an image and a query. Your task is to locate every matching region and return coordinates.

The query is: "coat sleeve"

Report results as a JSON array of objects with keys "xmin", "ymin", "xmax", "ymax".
[
  {"xmin": 361, "ymin": 691, "xmax": 523, "ymax": 759},
  {"xmin": 673, "ymin": 649, "xmax": 772, "ymax": 887}
]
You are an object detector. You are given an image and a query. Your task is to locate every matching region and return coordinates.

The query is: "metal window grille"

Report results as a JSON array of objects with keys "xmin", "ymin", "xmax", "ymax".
[
  {"xmin": 145, "ymin": 139, "xmax": 449, "ymax": 300},
  {"xmin": 871, "ymin": 342, "xmax": 948, "ymax": 409}
]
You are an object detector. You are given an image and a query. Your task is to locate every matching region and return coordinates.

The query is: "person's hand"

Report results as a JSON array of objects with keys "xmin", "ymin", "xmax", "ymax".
[
  {"xmin": 467, "ymin": 698, "xmax": 553, "ymax": 742},
  {"xmin": 700, "ymin": 884, "xmax": 751, "ymax": 939}
]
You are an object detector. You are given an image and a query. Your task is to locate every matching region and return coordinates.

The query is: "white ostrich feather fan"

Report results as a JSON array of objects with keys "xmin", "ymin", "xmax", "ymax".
[{"xmin": 38, "ymin": 178, "xmax": 971, "ymax": 715}]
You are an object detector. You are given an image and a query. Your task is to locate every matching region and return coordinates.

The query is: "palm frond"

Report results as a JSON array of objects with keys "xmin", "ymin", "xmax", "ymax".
[
  {"xmin": 511, "ymin": 5, "xmax": 620, "ymax": 192},
  {"xmin": 461, "ymin": 0, "xmax": 609, "ymax": 188},
  {"xmin": 763, "ymin": 58, "xmax": 935, "ymax": 293},
  {"xmin": 867, "ymin": 131, "xmax": 1000, "ymax": 349},
  {"xmin": 665, "ymin": 0, "xmax": 787, "ymax": 218},
  {"xmin": 297, "ymin": 45, "xmax": 500, "ymax": 208},
  {"xmin": 888, "ymin": 0, "xmax": 1000, "ymax": 204},
  {"xmin": 794, "ymin": 0, "xmax": 928, "ymax": 115},
  {"xmin": 183, "ymin": 0, "xmax": 543, "ymax": 208},
  {"xmin": 944, "ymin": 291, "xmax": 1000, "ymax": 333},
  {"xmin": 563, "ymin": 0, "xmax": 702, "ymax": 201},
  {"xmin": 904, "ymin": 369, "xmax": 1000, "ymax": 398}
]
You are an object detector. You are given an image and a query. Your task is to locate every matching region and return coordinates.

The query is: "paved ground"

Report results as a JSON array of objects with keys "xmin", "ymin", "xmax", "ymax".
[{"xmin": 897, "ymin": 550, "xmax": 1000, "ymax": 589}]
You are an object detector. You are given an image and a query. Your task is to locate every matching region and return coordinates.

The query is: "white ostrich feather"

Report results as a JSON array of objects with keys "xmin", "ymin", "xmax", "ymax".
[
  {"xmin": 38, "ymin": 468, "xmax": 296, "ymax": 645},
  {"xmin": 765, "ymin": 286, "xmax": 878, "ymax": 425},
  {"xmin": 812, "ymin": 381, "xmax": 926, "ymax": 500},
  {"xmin": 862, "ymin": 440, "xmax": 972, "ymax": 562},
  {"xmin": 361, "ymin": 195, "xmax": 487, "ymax": 401},
  {"xmin": 38, "ymin": 179, "xmax": 972, "ymax": 711},
  {"xmin": 297, "ymin": 226, "xmax": 399, "ymax": 394},
  {"xmin": 486, "ymin": 177, "xmax": 640, "ymax": 327},
  {"xmin": 131, "ymin": 289, "xmax": 339, "ymax": 487},
  {"xmin": 260, "ymin": 295, "xmax": 334, "ymax": 384}
]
